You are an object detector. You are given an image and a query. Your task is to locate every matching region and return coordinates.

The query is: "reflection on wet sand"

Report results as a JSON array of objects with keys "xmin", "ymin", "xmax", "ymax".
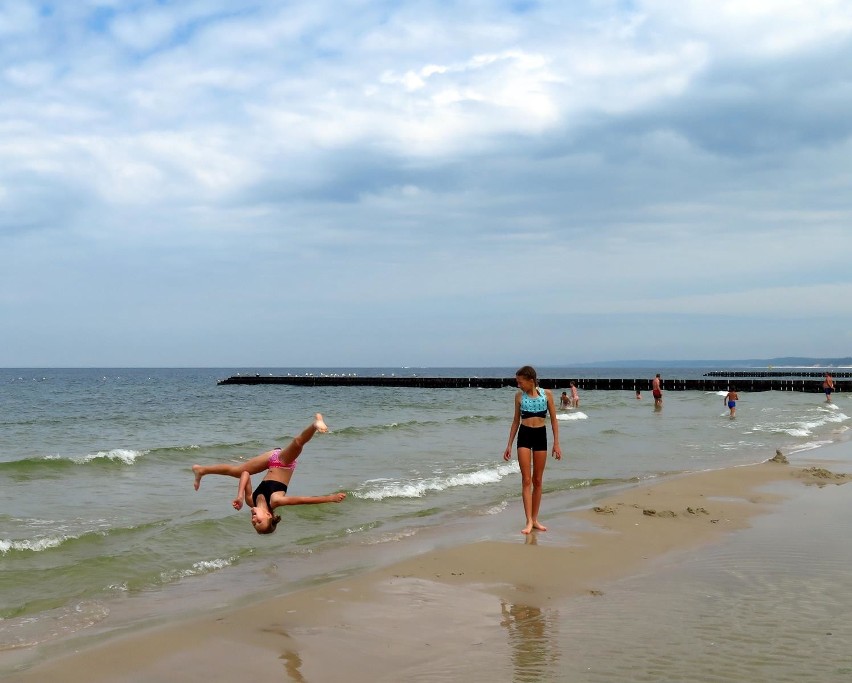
[
  {"xmin": 279, "ymin": 649, "xmax": 305, "ymax": 682},
  {"xmin": 500, "ymin": 600, "xmax": 561, "ymax": 682}
]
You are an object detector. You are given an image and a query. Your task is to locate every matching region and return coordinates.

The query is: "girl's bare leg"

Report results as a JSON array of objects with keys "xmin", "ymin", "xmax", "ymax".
[
  {"xmin": 530, "ymin": 450, "xmax": 548, "ymax": 531},
  {"xmin": 517, "ymin": 448, "xmax": 534, "ymax": 534},
  {"xmin": 278, "ymin": 413, "xmax": 328, "ymax": 466},
  {"xmin": 193, "ymin": 452, "xmax": 273, "ymax": 490}
]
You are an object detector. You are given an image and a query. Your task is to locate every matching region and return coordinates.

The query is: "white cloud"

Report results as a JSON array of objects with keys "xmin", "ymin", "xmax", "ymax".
[
  {"xmin": 1, "ymin": 1, "xmax": 852, "ymax": 365},
  {"xmin": 640, "ymin": 0, "xmax": 852, "ymax": 55}
]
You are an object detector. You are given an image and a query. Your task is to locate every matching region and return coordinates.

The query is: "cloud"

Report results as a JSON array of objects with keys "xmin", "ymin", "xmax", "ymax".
[
  {"xmin": 1, "ymin": 0, "xmax": 851, "ymax": 365},
  {"xmin": 641, "ymin": 0, "xmax": 852, "ymax": 56}
]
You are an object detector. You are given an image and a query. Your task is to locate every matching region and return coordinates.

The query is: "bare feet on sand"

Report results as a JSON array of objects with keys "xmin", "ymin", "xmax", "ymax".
[{"xmin": 522, "ymin": 520, "xmax": 548, "ymax": 534}]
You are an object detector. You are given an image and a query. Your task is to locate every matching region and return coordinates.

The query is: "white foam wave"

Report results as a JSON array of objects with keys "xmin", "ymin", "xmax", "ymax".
[
  {"xmin": 752, "ymin": 410, "xmax": 849, "ymax": 438},
  {"xmin": 77, "ymin": 448, "xmax": 147, "ymax": 465},
  {"xmin": 484, "ymin": 500, "xmax": 509, "ymax": 515},
  {"xmin": 356, "ymin": 463, "xmax": 518, "ymax": 500},
  {"xmin": 161, "ymin": 557, "xmax": 234, "ymax": 581},
  {"xmin": 0, "ymin": 534, "xmax": 73, "ymax": 554},
  {"xmin": 787, "ymin": 440, "xmax": 834, "ymax": 453},
  {"xmin": 557, "ymin": 411, "xmax": 588, "ymax": 421}
]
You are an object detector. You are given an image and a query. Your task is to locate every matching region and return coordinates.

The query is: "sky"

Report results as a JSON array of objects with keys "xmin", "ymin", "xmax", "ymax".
[{"xmin": 2, "ymin": 0, "xmax": 852, "ymax": 367}]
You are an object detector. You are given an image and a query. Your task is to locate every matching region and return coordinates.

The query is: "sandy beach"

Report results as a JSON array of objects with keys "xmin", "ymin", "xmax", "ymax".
[{"xmin": 5, "ymin": 445, "xmax": 852, "ymax": 682}]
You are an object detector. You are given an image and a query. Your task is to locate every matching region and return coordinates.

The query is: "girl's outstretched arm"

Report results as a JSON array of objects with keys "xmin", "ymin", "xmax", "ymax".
[
  {"xmin": 232, "ymin": 471, "xmax": 253, "ymax": 510},
  {"xmin": 278, "ymin": 493, "xmax": 346, "ymax": 506}
]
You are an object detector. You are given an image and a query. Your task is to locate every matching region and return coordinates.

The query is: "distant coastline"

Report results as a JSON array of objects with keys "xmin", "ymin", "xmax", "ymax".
[{"xmin": 570, "ymin": 357, "xmax": 852, "ymax": 369}]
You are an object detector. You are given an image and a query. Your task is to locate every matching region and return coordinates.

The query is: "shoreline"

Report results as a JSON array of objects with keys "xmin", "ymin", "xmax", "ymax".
[{"xmin": 4, "ymin": 444, "xmax": 851, "ymax": 682}]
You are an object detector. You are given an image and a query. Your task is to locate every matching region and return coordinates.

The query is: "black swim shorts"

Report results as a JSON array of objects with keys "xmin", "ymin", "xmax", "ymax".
[{"xmin": 517, "ymin": 424, "xmax": 547, "ymax": 452}]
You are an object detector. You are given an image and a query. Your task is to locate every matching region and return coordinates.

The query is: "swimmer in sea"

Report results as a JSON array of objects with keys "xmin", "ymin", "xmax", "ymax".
[
  {"xmin": 652, "ymin": 373, "xmax": 663, "ymax": 409},
  {"xmin": 569, "ymin": 381, "xmax": 580, "ymax": 408},
  {"xmin": 724, "ymin": 386, "xmax": 739, "ymax": 418},
  {"xmin": 823, "ymin": 373, "xmax": 834, "ymax": 403},
  {"xmin": 192, "ymin": 414, "xmax": 346, "ymax": 534}
]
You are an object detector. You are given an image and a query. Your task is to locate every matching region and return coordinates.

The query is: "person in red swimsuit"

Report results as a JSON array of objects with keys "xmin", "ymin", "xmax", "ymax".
[{"xmin": 652, "ymin": 373, "xmax": 663, "ymax": 409}]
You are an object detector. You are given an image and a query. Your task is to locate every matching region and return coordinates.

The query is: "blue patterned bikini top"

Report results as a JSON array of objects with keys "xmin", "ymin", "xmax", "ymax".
[{"xmin": 520, "ymin": 388, "xmax": 548, "ymax": 419}]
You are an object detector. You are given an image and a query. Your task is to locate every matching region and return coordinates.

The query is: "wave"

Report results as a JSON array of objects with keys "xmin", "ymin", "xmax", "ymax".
[
  {"xmin": 354, "ymin": 462, "xmax": 518, "ymax": 500},
  {"xmin": 331, "ymin": 422, "xmax": 405, "ymax": 436},
  {"xmin": 0, "ymin": 517, "xmax": 171, "ymax": 557},
  {"xmin": 557, "ymin": 411, "xmax": 588, "ymax": 421},
  {"xmin": 0, "ymin": 535, "xmax": 70, "ymax": 554},
  {"xmin": 0, "ymin": 449, "xmax": 149, "ymax": 476},
  {"xmin": 330, "ymin": 414, "xmax": 503, "ymax": 437},
  {"xmin": 172, "ymin": 440, "xmax": 267, "ymax": 455},
  {"xmin": 549, "ymin": 477, "xmax": 627, "ymax": 494},
  {"xmin": 787, "ymin": 439, "xmax": 835, "ymax": 454},
  {"xmin": 751, "ymin": 410, "xmax": 849, "ymax": 438},
  {"xmin": 0, "ymin": 600, "xmax": 110, "ymax": 651},
  {"xmin": 0, "ymin": 439, "xmax": 283, "ymax": 476},
  {"xmin": 361, "ymin": 528, "xmax": 420, "ymax": 545},
  {"xmin": 75, "ymin": 448, "xmax": 147, "ymax": 465},
  {"xmin": 158, "ymin": 556, "xmax": 238, "ymax": 583},
  {"xmin": 453, "ymin": 414, "xmax": 504, "ymax": 424}
]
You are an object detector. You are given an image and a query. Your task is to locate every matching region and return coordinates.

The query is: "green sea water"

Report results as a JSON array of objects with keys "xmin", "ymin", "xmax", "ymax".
[{"xmin": 1, "ymin": 367, "xmax": 849, "ymax": 673}]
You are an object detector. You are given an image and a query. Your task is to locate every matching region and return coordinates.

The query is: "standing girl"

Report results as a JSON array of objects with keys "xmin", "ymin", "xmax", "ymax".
[
  {"xmin": 503, "ymin": 366, "xmax": 562, "ymax": 534},
  {"xmin": 193, "ymin": 413, "xmax": 346, "ymax": 534}
]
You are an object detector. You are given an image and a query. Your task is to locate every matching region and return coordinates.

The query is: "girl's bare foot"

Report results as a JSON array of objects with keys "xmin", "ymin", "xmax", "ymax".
[
  {"xmin": 532, "ymin": 521, "xmax": 547, "ymax": 532},
  {"xmin": 522, "ymin": 522, "xmax": 533, "ymax": 534},
  {"xmin": 192, "ymin": 465, "xmax": 204, "ymax": 490},
  {"xmin": 315, "ymin": 413, "xmax": 328, "ymax": 433}
]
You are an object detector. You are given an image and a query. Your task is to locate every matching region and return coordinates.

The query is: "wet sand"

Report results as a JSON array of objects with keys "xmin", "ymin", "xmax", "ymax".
[{"xmin": 4, "ymin": 447, "xmax": 852, "ymax": 682}]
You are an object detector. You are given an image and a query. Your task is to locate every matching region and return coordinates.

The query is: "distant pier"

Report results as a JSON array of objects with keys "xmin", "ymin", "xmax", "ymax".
[
  {"xmin": 704, "ymin": 370, "xmax": 852, "ymax": 378},
  {"xmin": 217, "ymin": 375, "xmax": 844, "ymax": 393}
]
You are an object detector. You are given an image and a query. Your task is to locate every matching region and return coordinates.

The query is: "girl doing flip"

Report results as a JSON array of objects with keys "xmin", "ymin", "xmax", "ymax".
[{"xmin": 193, "ymin": 413, "xmax": 346, "ymax": 534}]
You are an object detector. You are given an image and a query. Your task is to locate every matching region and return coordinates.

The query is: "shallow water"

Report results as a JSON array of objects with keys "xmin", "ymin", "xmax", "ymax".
[
  {"xmin": 544, "ymin": 477, "xmax": 852, "ymax": 682},
  {"xmin": 1, "ymin": 366, "xmax": 849, "ymax": 671}
]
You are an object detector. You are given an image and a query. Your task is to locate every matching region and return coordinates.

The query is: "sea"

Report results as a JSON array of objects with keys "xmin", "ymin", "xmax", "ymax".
[{"xmin": 1, "ymin": 366, "xmax": 849, "ymax": 674}]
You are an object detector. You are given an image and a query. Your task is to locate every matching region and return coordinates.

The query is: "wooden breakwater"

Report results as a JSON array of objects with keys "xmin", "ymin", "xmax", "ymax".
[
  {"xmin": 217, "ymin": 375, "xmax": 845, "ymax": 393},
  {"xmin": 704, "ymin": 370, "xmax": 852, "ymax": 378}
]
